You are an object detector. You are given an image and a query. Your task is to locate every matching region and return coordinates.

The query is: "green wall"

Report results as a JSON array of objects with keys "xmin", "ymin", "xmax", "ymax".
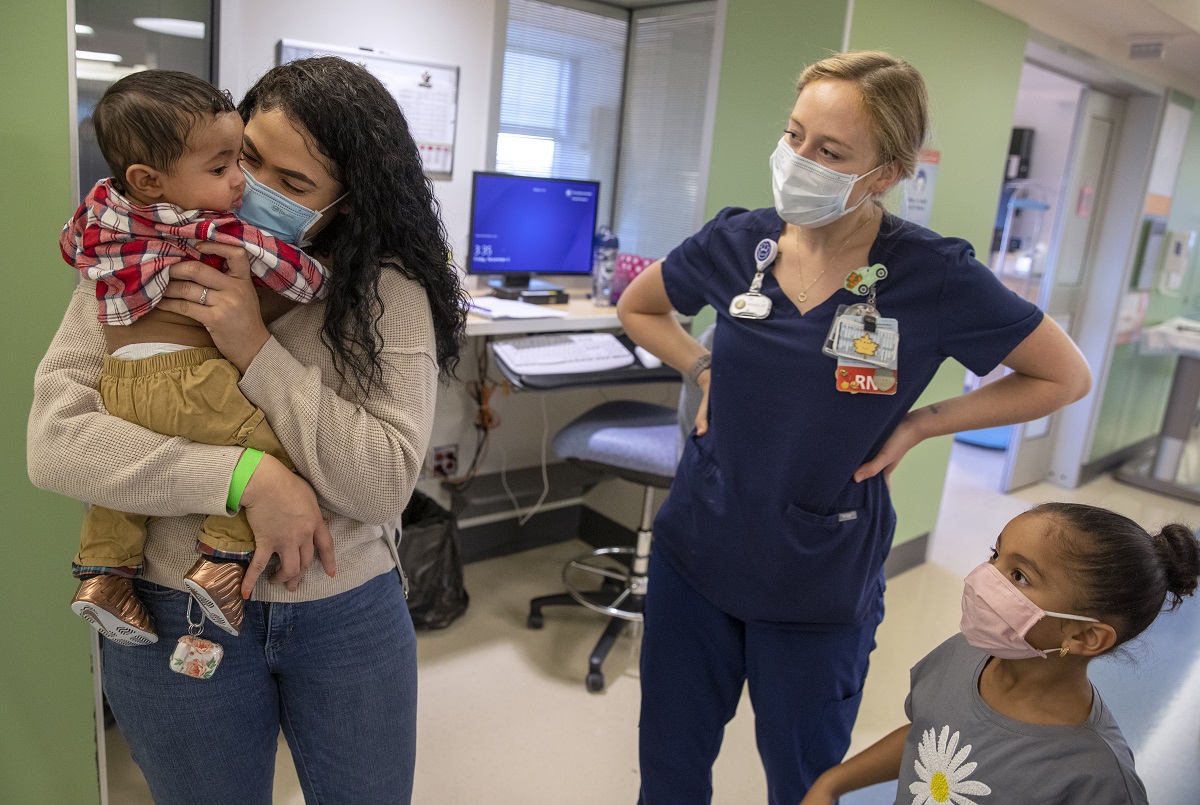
[
  {"xmin": 0, "ymin": 5, "xmax": 100, "ymax": 804},
  {"xmin": 847, "ymin": 0, "xmax": 1029, "ymax": 544},
  {"xmin": 1177, "ymin": 93, "xmax": 1200, "ymax": 320},
  {"xmin": 1090, "ymin": 341, "xmax": 1174, "ymax": 460},
  {"xmin": 703, "ymin": 0, "xmax": 849, "ymax": 220},
  {"xmin": 1091, "ymin": 93, "xmax": 1200, "ymax": 463}
]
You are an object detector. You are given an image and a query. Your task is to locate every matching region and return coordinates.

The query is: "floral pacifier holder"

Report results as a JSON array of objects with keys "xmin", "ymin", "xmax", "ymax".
[{"xmin": 169, "ymin": 595, "xmax": 225, "ymax": 680}]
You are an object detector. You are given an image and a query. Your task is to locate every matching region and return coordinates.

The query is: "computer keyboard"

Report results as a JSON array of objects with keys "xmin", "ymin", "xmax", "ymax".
[{"xmin": 492, "ymin": 332, "xmax": 635, "ymax": 375}]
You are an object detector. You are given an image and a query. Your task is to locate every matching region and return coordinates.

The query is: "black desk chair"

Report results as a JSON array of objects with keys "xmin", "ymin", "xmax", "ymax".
[{"xmin": 521, "ymin": 328, "xmax": 710, "ymax": 692}]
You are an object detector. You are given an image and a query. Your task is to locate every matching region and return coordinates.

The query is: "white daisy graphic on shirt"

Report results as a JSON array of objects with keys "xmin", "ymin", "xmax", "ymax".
[{"xmin": 909, "ymin": 725, "xmax": 992, "ymax": 804}]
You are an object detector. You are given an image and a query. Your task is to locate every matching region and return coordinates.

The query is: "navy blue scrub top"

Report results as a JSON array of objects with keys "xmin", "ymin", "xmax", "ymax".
[{"xmin": 656, "ymin": 207, "xmax": 1043, "ymax": 626}]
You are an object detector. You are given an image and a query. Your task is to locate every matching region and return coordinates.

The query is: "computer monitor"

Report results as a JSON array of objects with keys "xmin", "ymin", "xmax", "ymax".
[{"xmin": 467, "ymin": 172, "xmax": 600, "ymax": 298}]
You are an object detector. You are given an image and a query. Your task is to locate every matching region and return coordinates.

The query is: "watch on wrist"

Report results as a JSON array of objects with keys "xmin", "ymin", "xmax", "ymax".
[{"xmin": 687, "ymin": 353, "xmax": 712, "ymax": 385}]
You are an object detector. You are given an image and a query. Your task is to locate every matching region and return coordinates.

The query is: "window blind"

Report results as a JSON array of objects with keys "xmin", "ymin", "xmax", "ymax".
[
  {"xmin": 497, "ymin": 0, "xmax": 628, "ymax": 225},
  {"xmin": 612, "ymin": 2, "xmax": 717, "ymax": 260}
]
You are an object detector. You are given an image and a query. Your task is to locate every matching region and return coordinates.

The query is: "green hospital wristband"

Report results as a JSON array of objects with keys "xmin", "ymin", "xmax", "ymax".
[{"xmin": 227, "ymin": 448, "xmax": 265, "ymax": 512}]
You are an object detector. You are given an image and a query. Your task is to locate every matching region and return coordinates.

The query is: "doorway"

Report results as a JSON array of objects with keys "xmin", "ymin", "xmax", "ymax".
[
  {"xmin": 949, "ymin": 42, "xmax": 1159, "ymax": 495},
  {"xmin": 955, "ymin": 60, "xmax": 1093, "ymax": 491}
]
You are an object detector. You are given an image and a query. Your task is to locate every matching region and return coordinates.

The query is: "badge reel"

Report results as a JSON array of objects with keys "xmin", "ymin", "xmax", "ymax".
[
  {"xmin": 823, "ymin": 270, "xmax": 900, "ymax": 395},
  {"xmin": 169, "ymin": 594, "xmax": 225, "ymax": 680},
  {"xmin": 729, "ymin": 238, "xmax": 777, "ymax": 320}
]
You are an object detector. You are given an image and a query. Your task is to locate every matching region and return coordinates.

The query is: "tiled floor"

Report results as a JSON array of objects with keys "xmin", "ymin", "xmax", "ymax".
[{"xmin": 105, "ymin": 442, "xmax": 1200, "ymax": 803}]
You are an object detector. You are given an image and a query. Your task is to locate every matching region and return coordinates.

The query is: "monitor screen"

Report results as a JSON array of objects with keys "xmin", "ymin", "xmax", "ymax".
[{"xmin": 467, "ymin": 172, "xmax": 600, "ymax": 281}]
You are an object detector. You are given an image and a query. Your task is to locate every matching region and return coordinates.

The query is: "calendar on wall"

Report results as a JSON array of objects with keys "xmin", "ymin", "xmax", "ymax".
[{"xmin": 277, "ymin": 39, "xmax": 459, "ymax": 176}]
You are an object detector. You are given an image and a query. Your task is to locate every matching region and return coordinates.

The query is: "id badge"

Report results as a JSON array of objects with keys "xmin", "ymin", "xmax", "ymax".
[
  {"xmin": 730, "ymin": 292, "xmax": 772, "ymax": 319},
  {"xmin": 835, "ymin": 364, "xmax": 898, "ymax": 395},
  {"xmin": 825, "ymin": 302, "xmax": 900, "ymax": 395},
  {"xmin": 824, "ymin": 304, "xmax": 881, "ymax": 359},
  {"xmin": 828, "ymin": 313, "xmax": 899, "ymax": 368}
]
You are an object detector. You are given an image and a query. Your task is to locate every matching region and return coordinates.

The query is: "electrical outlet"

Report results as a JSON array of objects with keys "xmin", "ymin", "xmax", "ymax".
[{"xmin": 432, "ymin": 443, "xmax": 459, "ymax": 478}]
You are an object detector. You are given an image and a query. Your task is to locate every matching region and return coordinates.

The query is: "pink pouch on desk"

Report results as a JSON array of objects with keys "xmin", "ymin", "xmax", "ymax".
[{"xmin": 610, "ymin": 254, "xmax": 657, "ymax": 303}]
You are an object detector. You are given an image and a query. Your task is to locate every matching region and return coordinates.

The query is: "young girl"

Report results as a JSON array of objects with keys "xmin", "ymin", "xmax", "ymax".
[{"xmin": 801, "ymin": 502, "xmax": 1200, "ymax": 805}]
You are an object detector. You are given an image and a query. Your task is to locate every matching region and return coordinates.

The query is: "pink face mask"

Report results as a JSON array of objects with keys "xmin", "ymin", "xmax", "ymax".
[{"xmin": 960, "ymin": 562, "xmax": 1099, "ymax": 660}]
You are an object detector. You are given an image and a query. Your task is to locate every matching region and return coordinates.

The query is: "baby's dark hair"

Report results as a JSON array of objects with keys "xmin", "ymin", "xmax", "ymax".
[
  {"xmin": 1034, "ymin": 502, "xmax": 1200, "ymax": 647},
  {"xmin": 92, "ymin": 69, "xmax": 236, "ymax": 193}
]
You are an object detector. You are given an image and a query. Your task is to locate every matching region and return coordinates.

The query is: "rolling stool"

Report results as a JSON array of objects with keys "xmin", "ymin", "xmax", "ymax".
[{"xmin": 527, "ymin": 400, "xmax": 679, "ymax": 692}]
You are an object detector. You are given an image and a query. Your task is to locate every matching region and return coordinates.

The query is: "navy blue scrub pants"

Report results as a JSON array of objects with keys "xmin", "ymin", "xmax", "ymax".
[{"xmin": 637, "ymin": 550, "xmax": 885, "ymax": 805}]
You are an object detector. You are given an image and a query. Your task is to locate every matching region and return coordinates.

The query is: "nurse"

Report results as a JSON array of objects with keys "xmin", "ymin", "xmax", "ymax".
[{"xmin": 617, "ymin": 51, "xmax": 1091, "ymax": 804}]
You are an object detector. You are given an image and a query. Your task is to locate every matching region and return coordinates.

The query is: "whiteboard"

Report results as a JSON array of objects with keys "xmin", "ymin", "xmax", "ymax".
[{"xmin": 277, "ymin": 39, "xmax": 459, "ymax": 176}]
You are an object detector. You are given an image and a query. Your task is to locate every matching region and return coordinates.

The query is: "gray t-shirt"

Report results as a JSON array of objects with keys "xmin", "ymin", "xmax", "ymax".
[{"xmin": 896, "ymin": 634, "xmax": 1147, "ymax": 805}]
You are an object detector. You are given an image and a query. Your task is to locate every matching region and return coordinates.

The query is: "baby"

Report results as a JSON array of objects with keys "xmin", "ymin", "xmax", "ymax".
[{"xmin": 63, "ymin": 70, "xmax": 330, "ymax": 647}]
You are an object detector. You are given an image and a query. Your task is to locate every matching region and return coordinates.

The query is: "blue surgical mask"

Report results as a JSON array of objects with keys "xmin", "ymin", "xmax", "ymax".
[
  {"xmin": 238, "ymin": 166, "xmax": 343, "ymax": 246},
  {"xmin": 770, "ymin": 137, "xmax": 882, "ymax": 229}
]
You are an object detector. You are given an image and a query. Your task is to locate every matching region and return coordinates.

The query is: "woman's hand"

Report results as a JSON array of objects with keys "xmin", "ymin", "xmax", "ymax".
[
  {"xmin": 239, "ymin": 454, "xmax": 337, "ymax": 596},
  {"xmin": 854, "ymin": 410, "xmax": 924, "ymax": 484},
  {"xmin": 158, "ymin": 242, "xmax": 271, "ymax": 372}
]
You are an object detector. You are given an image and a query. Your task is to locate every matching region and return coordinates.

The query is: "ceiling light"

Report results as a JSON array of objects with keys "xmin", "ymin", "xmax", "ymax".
[
  {"xmin": 76, "ymin": 62, "xmax": 146, "ymax": 83},
  {"xmin": 76, "ymin": 50, "xmax": 122, "ymax": 63},
  {"xmin": 133, "ymin": 17, "xmax": 206, "ymax": 39},
  {"xmin": 75, "ymin": 24, "xmax": 95, "ymax": 36}
]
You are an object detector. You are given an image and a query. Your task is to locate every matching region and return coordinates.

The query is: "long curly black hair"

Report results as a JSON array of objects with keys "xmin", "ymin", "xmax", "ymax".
[{"xmin": 238, "ymin": 57, "xmax": 467, "ymax": 395}]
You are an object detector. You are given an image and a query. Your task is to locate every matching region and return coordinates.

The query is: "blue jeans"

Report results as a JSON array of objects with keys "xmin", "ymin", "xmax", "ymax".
[
  {"xmin": 103, "ymin": 571, "xmax": 417, "ymax": 805},
  {"xmin": 638, "ymin": 552, "xmax": 885, "ymax": 805}
]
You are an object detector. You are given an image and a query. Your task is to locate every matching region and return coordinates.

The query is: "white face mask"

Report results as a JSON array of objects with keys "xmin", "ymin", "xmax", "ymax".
[{"xmin": 770, "ymin": 137, "xmax": 882, "ymax": 229}]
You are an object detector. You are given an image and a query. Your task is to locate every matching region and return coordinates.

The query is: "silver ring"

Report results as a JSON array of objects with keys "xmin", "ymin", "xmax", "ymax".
[{"xmin": 198, "ymin": 288, "xmax": 209, "ymax": 306}]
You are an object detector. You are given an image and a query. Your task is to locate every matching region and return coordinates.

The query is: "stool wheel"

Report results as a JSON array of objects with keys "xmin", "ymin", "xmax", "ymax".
[
  {"xmin": 586, "ymin": 671, "xmax": 605, "ymax": 693},
  {"xmin": 527, "ymin": 612, "xmax": 544, "ymax": 629}
]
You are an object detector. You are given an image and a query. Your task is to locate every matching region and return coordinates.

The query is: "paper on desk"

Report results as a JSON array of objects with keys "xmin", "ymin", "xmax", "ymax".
[{"xmin": 468, "ymin": 297, "xmax": 568, "ymax": 319}]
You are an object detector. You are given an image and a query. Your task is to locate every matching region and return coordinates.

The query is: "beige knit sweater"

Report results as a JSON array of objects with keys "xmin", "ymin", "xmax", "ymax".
[{"xmin": 27, "ymin": 269, "xmax": 438, "ymax": 602}]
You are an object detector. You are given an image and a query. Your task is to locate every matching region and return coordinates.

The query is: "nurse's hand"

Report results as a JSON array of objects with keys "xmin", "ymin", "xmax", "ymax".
[
  {"xmin": 853, "ymin": 412, "xmax": 922, "ymax": 484},
  {"xmin": 159, "ymin": 242, "xmax": 271, "ymax": 373},
  {"xmin": 693, "ymin": 369, "xmax": 712, "ymax": 436}
]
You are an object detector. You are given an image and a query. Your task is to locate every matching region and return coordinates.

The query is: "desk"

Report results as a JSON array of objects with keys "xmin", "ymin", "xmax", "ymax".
[
  {"xmin": 466, "ymin": 295, "xmax": 623, "ymax": 337},
  {"xmin": 468, "ymin": 294, "xmax": 683, "ymax": 389},
  {"xmin": 444, "ymin": 295, "xmax": 680, "ymax": 562},
  {"xmin": 1115, "ymin": 318, "xmax": 1200, "ymax": 503},
  {"xmin": 491, "ymin": 334, "xmax": 681, "ymax": 390}
]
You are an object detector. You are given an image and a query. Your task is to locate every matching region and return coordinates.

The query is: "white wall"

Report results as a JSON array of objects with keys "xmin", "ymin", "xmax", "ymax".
[{"xmin": 218, "ymin": 0, "xmax": 501, "ymax": 262}]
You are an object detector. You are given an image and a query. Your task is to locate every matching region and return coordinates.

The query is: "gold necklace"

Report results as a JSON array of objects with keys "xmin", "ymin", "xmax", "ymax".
[{"xmin": 793, "ymin": 208, "xmax": 876, "ymax": 303}]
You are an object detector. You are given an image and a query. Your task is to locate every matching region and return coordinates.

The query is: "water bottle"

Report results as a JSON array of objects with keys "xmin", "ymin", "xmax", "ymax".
[{"xmin": 592, "ymin": 225, "xmax": 618, "ymax": 306}]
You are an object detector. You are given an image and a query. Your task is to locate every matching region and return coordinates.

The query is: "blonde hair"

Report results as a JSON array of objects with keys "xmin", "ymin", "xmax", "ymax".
[{"xmin": 796, "ymin": 51, "xmax": 929, "ymax": 179}]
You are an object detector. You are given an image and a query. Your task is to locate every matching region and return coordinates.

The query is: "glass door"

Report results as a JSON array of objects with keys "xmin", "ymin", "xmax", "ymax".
[{"xmin": 74, "ymin": 0, "xmax": 217, "ymax": 200}]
